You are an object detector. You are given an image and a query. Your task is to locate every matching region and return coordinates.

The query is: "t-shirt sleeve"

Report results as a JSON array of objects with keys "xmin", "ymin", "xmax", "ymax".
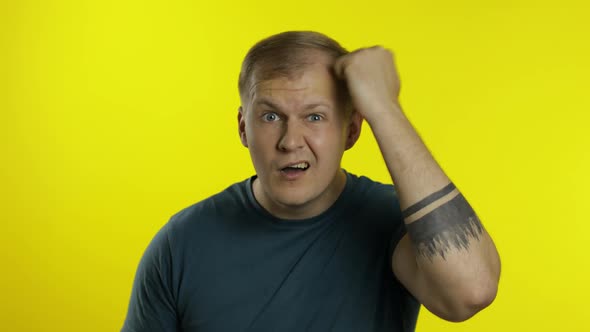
[
  {"xmin": 121, "ymin": 224, "xmax": 178, "ymax": 332},
  {"xmin": 387, "ymin": 184, "xmax": 408, "ymax": 260},
  {"xmin": 388, "ymin": 219, "xmax": 407, "ymax": 261}
]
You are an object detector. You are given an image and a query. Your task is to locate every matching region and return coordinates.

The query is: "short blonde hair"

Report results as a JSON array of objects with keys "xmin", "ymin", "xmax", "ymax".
[{"xmin": 238, "ymin": 31, "xmax": 352, "ymax": 116}]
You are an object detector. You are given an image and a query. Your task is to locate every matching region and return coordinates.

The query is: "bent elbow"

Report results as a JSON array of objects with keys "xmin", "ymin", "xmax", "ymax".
[{"xmin": 438, "ymin": 282, "xmax": 499, "ymax": 322}]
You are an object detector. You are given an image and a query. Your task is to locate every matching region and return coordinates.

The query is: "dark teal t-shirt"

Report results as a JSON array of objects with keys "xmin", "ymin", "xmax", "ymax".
[{"xmin": 122, "ymin": 171, "xmax": 420, "ymax": 332}]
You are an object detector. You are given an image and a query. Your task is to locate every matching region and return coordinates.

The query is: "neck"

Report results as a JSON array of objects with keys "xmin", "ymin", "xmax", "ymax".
[{"xmin": 252, "ymin": 169, "xmax": 347, "ymax": 220}]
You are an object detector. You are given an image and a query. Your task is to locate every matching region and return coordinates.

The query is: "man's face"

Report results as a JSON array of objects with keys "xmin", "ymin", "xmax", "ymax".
[{"xmin": 238, "ymin": 53, "xmax": 361, "ymax": 218}]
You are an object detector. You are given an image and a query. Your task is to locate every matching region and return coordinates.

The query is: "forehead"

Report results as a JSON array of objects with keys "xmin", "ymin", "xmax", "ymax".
[{"xmin": 249, "ymin": 63, "xmax": 339, "ymax": 108}]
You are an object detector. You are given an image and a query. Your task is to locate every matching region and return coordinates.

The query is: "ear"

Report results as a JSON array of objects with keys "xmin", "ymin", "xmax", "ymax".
[
  {"xmin": 345, "ymin": 110, "xmax": 363, "ymax": 150},
  {"xmin": 238, "ymin": 106, "xmax": 248, "ymax": 148}
]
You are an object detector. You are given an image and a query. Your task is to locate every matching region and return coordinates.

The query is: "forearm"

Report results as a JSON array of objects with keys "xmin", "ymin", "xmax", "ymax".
[
  {"xmin": 365, "ymin": 104, "xmax": 450, "ymax": 207},
  {"xmin": 367, "ymin": 104, "xmax": 501, "ymax": 315}
]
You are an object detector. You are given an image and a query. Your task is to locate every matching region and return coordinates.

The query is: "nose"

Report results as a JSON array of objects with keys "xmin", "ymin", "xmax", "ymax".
[{"xmin": 277, "ymin": 119, "xmax": 305, "ymax": 152}]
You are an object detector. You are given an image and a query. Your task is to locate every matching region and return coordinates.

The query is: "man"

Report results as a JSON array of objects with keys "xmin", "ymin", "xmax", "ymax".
[{"xmin": 121, "ymin": 31, "xmax": 501, "ymax": 332}]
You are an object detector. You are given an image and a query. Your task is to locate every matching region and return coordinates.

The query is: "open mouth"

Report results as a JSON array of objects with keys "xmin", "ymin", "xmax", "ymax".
[{"xmin": 280, "ymin": 162, "xmax": 310, "ymax": 177}]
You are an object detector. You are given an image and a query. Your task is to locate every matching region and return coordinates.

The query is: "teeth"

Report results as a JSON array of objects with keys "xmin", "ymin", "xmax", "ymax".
[{"xmin": 290, "ymin": 162, "xmax": 309, "ymax": 169}]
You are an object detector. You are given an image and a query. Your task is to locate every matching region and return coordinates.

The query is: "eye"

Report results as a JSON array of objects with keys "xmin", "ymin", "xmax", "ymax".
[
  {"xmin": 262, "ymin": 112, "xmax": 280, "ymax": 122},
  {"xmin": 307, "ymin": 114, "xmax": 323, "ymax": 122}
]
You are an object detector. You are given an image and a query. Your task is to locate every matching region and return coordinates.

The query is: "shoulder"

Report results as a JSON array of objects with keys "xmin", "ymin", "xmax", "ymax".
[
  {"xmin": 135, "ymin": 178, "xmax": 253, "ymax": 275},
  {"xmin": 166, "ymin": 178, "xmax": 251, "ymax": 233},
  {"xmin": 345, "ymin": 173, "xmax": 405, "ymax": 235},
  {"xmin": 350, "ymin": 173, "xmax": 401, "ymax": 211}
]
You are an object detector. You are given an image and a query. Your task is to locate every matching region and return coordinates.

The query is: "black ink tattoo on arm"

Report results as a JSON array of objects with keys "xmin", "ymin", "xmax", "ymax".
[
  {"xmin": 403, "ymin": 184, "xmax": 483, "ymax": 261},
  {"xmin": 402, "ymin": 182, "xmax": 456, "ymax": 219}
]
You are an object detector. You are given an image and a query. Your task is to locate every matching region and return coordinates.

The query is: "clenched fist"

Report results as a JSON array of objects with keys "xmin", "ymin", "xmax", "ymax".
[{"xmin": 333, "ymin": 46, "xmax": 401, "ymax": 125}]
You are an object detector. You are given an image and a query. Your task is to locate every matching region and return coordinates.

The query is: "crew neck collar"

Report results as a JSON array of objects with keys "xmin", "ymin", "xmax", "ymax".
[{"xmin": 244, "ymin": 169, "xmax": 356, "ymax": 228}]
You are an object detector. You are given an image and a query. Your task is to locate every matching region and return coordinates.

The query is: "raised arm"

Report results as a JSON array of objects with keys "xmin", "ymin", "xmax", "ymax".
[{"xmin": 334, "ymin": 47, "xmax": 501, "ymax": 322}]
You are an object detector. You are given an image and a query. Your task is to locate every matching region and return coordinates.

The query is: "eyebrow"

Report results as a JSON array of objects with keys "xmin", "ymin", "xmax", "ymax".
[{"xmin": 254, "ymin": 99, "xmax": 281, "ymax": 110}]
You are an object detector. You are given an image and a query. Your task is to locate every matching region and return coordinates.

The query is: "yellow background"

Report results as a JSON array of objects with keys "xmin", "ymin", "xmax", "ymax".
[{"xmin": 1, "ymin": 0, "xmax": 588, "ymax": 331}]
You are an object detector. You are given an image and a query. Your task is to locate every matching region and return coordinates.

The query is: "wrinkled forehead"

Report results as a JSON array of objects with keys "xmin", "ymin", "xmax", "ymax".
[
  {"xmin": 244, "ymin": 50, "xmax": 339, "ymax": 102},
  {"xmin": 248, "ymin": 65, "xmax": 340, "ymax": 111}
]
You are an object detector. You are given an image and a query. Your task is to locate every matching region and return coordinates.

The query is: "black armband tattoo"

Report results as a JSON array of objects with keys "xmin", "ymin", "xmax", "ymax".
[
  {"xmin": 402, "ymin": 182, "xmax": 456, "ymax": 219},
  {"xmin": 403, "ymin": 184, "xmax": 483, "ymax": 261}
]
